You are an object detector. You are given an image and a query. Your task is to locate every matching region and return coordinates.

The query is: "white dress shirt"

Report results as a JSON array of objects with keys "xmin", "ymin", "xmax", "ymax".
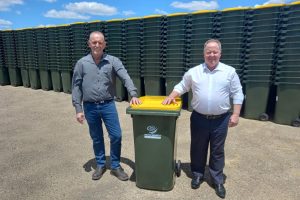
[{"xmin": 174, "ymin": 62, "xmax": 244, "ymax": 115}]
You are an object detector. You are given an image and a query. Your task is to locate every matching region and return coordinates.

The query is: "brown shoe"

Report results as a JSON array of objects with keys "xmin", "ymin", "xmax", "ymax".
[
  {"xmin": 110, "ymin": 166, "xmax": 129, "ymax": 181},
  {"xmin": 92, "ymin": 166, "xmax": 106, "ymax": 180}
]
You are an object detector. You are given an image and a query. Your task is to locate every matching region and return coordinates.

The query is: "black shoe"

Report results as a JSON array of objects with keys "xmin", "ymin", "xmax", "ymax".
[
  {"xmin": 214, "ymin": 184, "xmax": 226, "ymax": 199},
  {"xmin": 191, "ymin": 175, "xmax": 203, "ymax": 189},
  {"xmin": 92, "ymin": 166, "xmax": 106, "ymax": 180},
  {"xmin": 110, "ymin": 166, "xmax": 129, "ymax": 181}
]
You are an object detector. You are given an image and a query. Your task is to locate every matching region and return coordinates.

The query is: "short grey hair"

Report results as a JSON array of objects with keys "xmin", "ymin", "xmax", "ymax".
[{"xmin": 204, "ymin": 39, "xmax": 222, "ymax": 52}]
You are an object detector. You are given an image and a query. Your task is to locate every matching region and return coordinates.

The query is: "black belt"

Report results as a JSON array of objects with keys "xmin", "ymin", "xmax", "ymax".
[
  {"xmin": 197, "ymin": 112, "xmax": 229, "ymax": 120},
  {"xmin": 84, "ymin": 99, "xmax": 113, "ymax": 104}
]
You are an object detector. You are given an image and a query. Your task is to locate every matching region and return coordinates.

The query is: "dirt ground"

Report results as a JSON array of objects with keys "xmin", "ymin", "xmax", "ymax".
[{"xmin": 0, "ymin": 85, "xmax": 299, "ymax": 200}]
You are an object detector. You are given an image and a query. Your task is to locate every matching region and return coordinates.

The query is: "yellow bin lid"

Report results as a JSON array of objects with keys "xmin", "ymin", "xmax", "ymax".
[{"xmin": 127, "ymin": 96, "xmax": 182, "ymax": 116}]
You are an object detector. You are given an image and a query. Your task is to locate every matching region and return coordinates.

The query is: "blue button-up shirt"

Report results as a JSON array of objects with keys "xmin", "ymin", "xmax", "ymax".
[{"xmin": 174, "ymin": 62, "xmax": 244, "ymax": 115}]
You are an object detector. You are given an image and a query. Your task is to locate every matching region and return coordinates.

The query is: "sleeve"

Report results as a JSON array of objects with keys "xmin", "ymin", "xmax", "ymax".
[
  {"xmin": 173, "ymin": 70, "xmax": 192, "ymax": 95},
  {"xmin": 72, "ymin": 60, "xmax": 84, "ymax": 113},
  {"xmin": 112, "ymin": 57, "xmax": 138, "ymax": 98},
  {"xmin": 230, "ymin": 70, "xmax": 244, "ymax": 105}
]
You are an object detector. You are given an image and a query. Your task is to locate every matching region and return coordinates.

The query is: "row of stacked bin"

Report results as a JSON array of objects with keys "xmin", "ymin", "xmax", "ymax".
[{"xmin": 0, "ymin": 2, "xmax": 300, "ymax": 126}]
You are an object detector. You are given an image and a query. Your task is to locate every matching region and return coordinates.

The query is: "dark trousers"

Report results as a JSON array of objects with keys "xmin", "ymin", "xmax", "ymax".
[{"xmin": 190, "ymin": 111, "xmax": 230, "ymax": 184}]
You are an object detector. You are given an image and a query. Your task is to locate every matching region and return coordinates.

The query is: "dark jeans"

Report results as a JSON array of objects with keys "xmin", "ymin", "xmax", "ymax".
[
  {"xmin": 190, "ymin": 111, "xmax": 230, "ymax": 184},
  {"xmin": 83, "ymin": 101, "xmax": 122, "ymax": 169}
]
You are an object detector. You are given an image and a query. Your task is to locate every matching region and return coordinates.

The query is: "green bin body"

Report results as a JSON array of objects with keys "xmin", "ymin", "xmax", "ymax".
[
  {"xmin": 61, "ymin": 70, "xmax": 72, "ymax": 94},
  {"xmin": 29, "ymin": 68, "xmax": 41, "ymax": 89},
  {"xmin": 274, "ymin": 84, "xmax": 300, "ymax": 125},
  {"xmin": 20, "ymin": 68, "xmax": 30, "ymax": 88},
  {"xmin": 126, "ymin": 96, "xmax": 181, "ymax": 191},
  {"xmin": 0, "ymin": 67, "xmax": 10, "ymax": 85},
  {"xmin": 51, "ymin": 70, "xmax": 62, "ymax": 92},
  {"xmin": 243, "ymin": 82, "xmax": 270, "ymax": 119},
  {"xmin": 39, "ymin": 69, "xmax": 52, "ymax": 91},
  {"xmin": 8, "ymin": 68, "xmax": 22, "ymax": 86}
]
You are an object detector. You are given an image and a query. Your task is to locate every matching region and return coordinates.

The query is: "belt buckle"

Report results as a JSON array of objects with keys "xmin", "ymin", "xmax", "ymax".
[
  {"xmin": 206, "ymin": 115, "xmax": 215, "ymax": 120},
  {"xmin": 95, "ymin": 100, "xmax": 105, "ymax": 104}
]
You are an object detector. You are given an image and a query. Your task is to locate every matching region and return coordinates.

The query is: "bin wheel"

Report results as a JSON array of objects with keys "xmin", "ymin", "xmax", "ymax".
[
  {"xmin": 175, "ymin": 160, "xmax": 181, "ymax": 177},
  {"xmin": 291, "ymin": 118, "xmax": 300, "ymax": 127},
  {"xmin": 259, "ymin": 113, "xmax": 269, "ymax": 121}
]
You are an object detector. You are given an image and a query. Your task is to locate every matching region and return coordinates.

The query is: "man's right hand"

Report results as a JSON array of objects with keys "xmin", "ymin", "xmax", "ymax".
[
  {"xmin": 76, "ymin": 112, "xmax": 85, "ymax": 124},
  {"xmin": 162, "ymin": 96, "xmax": 177, "ymax": 105}
]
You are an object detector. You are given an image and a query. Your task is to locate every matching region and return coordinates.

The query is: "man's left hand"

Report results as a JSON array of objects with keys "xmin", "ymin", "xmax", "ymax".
[{"xmin": 229, "ymin": 113, "xmax": 239, "ymax": 127}]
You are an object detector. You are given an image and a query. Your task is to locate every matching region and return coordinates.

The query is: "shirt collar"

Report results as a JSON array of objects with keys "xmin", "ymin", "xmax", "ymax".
[
  {"xmin": 87, "ymin": 53, "xmax": 108, "ymax": 64},
  {"xmin": 203, "ymin": 62, "xmax": 224, "ymax": 72}
]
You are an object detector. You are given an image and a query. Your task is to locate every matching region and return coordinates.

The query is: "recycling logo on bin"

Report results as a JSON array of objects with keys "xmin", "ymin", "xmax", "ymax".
[{"xmin": 144, "ymin": 125, "xmax": 161, "ymax": 139}]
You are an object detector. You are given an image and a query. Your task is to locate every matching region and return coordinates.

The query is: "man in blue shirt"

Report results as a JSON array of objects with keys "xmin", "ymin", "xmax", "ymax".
[
  {"xmin": 72, "ymin": 31, "xmax": 141, "ymax": 181},
  {"xmin": 163, "ymin": 39, "xmax": 244, "ymax": 198}
]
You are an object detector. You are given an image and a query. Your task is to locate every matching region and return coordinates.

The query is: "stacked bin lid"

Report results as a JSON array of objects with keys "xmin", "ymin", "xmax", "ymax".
[
  {"xmin": 125, "ymin": 17, "xmax": 143, "ymax": 78},
  {"xmin": 105, "ymin": 19, "xmax": 127, "ymax": 101},
  {"xmin": 47, "ymin": 26, "xmax": 62, "ymax": 92},
  {"xmin": 273, "ymin": 1, "xmax": 300, "ymax": 126},
  {"xmin": 70, "ymin": 22, "xmax": 90, "ymax": 68},
  {"xmin": 87, "ymin": 20, "xmax": 104, "ymax": 33},
  {"xmin": 242, "ymin": 4, "xmax": 283, "ymax": 120},
  {"xmin": 24, "ymin": 28, "xmax": 40, "ymax": 89},
  {"xmin": 0, "ymin": 30, "xmax": 10, "ymax": 85},
  {"xmin": 2, "ymin": 30, "xmax": 22, "ymax": 86},
  {"xmin": 142, "ymin": 15, "xmax": 166, "ymax": 95},
  {"xmin": 14, "ymin": 29, "xmax": 30, "ymax": 87},
  {"xmin": 36, "ymin": 26, "xmax": 52, "ymax": 91},
  {"xmin": 104, "ymin": 19, "xmax": 124, "ymax": 58},
  {"xmin": 164, "ymin": 13, "xmax": 189, "ymax": 108},
  {"xmin": 56, "ymin": 24, "xmax": 72, "ymax": 93},
  {"xmin": 190, "ymin": 10, "xmax": 217, "ymax": 67},
  {"xmin": 217, "ymin": 7, "xmax": 249, "ymax": 78},
  {"xmin": 243, "ymin": 4, "xmax": 283, "ymax": 84},
  {"xmin": 164, "ymin": 13, "xmax": 188, "ymax": 94},
  {"xmin": 56, "ymin": 25, "xmax": 72, "ymax": 72},
  {"xmin": 125, "ymin": 17, "xmax": 143, "ymax": 96},
  {"xmin": 35, "ymin": 27, "xmax": 49, "ymax": 70}
]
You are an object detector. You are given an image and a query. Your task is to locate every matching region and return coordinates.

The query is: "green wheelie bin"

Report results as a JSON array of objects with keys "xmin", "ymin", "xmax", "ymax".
[{"xmin": 126, "ymin": 96, "xmax": 182, "ymax": 191}]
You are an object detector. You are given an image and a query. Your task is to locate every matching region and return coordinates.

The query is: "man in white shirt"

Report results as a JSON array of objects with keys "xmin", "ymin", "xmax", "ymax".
[{"xmin": 162, "ymin": 39, "xmax": 244, "ymax": 199}]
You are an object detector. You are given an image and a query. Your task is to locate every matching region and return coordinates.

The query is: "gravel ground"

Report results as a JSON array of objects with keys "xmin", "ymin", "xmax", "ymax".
[{"xmin": 0, "ymin": 85, "xmax": 299, "ymax": 200}]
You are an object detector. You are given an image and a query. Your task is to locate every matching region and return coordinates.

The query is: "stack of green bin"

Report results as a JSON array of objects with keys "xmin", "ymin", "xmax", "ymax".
[
  {"xmin": 47, "ymin": 26, "xmax": 62, "ymax": 92},
  {"xmin": 88, "ymin": 20, "xmax": 104, "ymax": 33},
  {"xmin": 164, "ymin": 13, "xmax": 190, "ymax": 109},
  {"xmin": 125, "ymin": 17, "xmax": 143, "ymax": 96},
  {"xmin": 126, "ymin": 96, "xmax": 182, "ymax": 191},
  {"xmin": 242, "ymin": 4, "xmax": 283, "ymax": 121},
  {"xmin": 57, "ymin": 25, "xmax": 72, "ymax": 93},
  {"xmin": 25, "ymin": 28, "xmax": 41, "ymax": 89},
  {"xmin": 2, "ymin": 30, "xmax": 22, "ymax": 86},
  {"xmin": 164, "ymin": 13, "xmax": 188, "ymax": 95},
  {"xmin": 14, "ymin": 29, "xmax": 30, "ymax": 88},
  {"xmin": 273, "ymin": 2, "xmax": 300, "ymax": 126},
  {"xmin": 70, "ymin": 22, "xmax": 90, "ymax": 68},
  {"xmin": 218, "ymin": 7, "xmax": 249, "ymax": 78},
  {"xmin": 142, "ymin": 15, "xmax": 166, "ymax": 96},
  {"xmin": 0, "ymin": 30, "xmax": 10, "ymax": 85},
  {"xmin": 188, "ymin": 10, "xmax": 217, "ymax": 111},
  {"xmin": 36, "ymin": 27, "xmax": 52, "ymax": 90},
  {"xmin": 105, "ymin": 19, "xmax": 127, "ymax": 101}
]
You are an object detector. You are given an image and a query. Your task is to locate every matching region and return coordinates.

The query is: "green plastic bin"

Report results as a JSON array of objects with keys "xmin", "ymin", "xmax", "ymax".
[
  {"xmin": 29, "ymin": 68, "xmax": 41, "ymax": 89},
  {"xmin": 0, "ymin": 67, "xmax": 10, "ymax": 85},
  {"xmin": 39, "ymin": 69, "xmax": 52, "ymax": 91},
  {"xmin": 126, "ymin": 96, "xmax": 182, "ymax": 191},
  {"xmin": 273, "ymin": 83, "xmax": 300, "ymax": 126},
  {"xmin": 61, "ymin": 70, "xmax": 72, "ymax": 94}
]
